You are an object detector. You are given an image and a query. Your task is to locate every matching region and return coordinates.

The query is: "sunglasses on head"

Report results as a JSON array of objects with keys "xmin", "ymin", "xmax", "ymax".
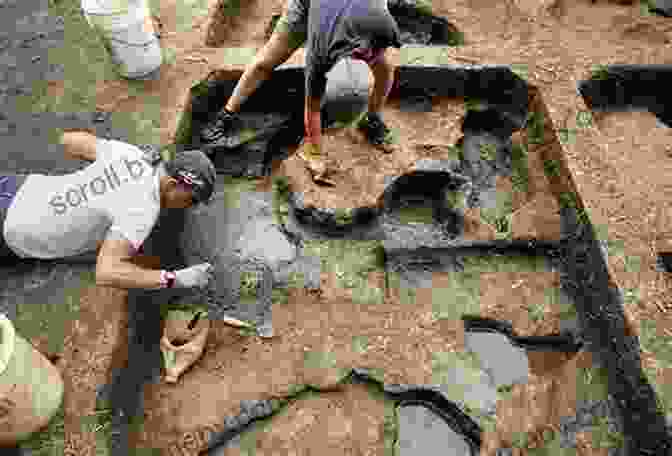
[{"xmin": 173, "ymin": 170, "xmax": 209, "ymax": 204}]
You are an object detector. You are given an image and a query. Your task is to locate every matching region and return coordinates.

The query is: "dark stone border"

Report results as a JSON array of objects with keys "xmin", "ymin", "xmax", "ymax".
[
  {"xmin": 176, "ymin": 63, "xmax": 529, "ymax": 178},
  {"xmin": 199, "ymin": 367, "xmax": 484, "ymax": 455},
  {"xmin": 558, "ymin": 206, "xmax": 672, "ymax": 454},
  {"xmin": 462, "ymin": 315, "xmax": 583, "ymax": 352},
  {"xmin": 578, "ymin": 65, "xmax": 672, "ymax": 272},
  {"xmin": 577, "ymin": 64, "xmax": 672, "ymax": 128}
]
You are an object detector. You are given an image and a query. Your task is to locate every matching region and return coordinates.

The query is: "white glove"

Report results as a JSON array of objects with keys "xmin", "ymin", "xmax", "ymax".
[{"xmin": 174, "ymin": 263, "xmax": 214, "ymax": 289}]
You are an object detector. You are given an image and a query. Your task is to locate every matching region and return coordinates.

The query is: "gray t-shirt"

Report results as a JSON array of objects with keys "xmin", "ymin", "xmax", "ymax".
[
  {"xmin": 3, "ymin": 138, "xmax": 161, "ymax": 259},
  {"xmin": 304, "ymin": 0, "xmax": 402, "ymax": 98}
]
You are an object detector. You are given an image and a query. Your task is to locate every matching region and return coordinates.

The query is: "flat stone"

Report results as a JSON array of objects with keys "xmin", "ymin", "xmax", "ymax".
[
  {"xmin": 235, "ymin": 216, "xmax": 297, "ymax": 272},
  {"xmin": 396, "ymin": 405, "xmax": 472, "ymax": 455},
  {"xmin": 463, "ymin": 331, "xmax": 530, "ymax": 388}
]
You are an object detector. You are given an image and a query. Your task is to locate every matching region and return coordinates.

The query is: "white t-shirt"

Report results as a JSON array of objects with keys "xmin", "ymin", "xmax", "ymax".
[{"xmin": 3, "ymin": 138, "xmax": 161, "ymax": 259}]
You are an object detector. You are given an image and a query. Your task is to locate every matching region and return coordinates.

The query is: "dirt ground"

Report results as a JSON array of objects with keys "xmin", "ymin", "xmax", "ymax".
[{"xmin": 43, "ymin": 0, "xmax": 672, "ymax": 454}]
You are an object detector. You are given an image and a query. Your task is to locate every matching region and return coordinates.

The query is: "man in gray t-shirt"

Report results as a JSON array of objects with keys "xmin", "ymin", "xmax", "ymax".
[
  {"xmin": 201, "ymin": 0, "xmax": 403, "ymax": 184},
  {"xmin": 0, "ymin": 131, "xmax": 217, "ymax": 292}
]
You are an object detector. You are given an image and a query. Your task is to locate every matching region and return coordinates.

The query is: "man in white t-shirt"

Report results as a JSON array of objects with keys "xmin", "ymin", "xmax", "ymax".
[{"xmin": 0, "ymin": 131, "xmax": 216, "ymax": 291}]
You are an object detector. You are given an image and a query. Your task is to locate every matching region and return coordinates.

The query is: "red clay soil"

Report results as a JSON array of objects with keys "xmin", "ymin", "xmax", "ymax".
[{"xmin": 47, "ymin": 0, "xmax": 672, "ymax": 454}]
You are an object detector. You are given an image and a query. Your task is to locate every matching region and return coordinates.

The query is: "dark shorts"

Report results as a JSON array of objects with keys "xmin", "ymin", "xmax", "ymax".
[{"xmin": 0, "ymin": 175, "xmax": 27, "ymax": 263}]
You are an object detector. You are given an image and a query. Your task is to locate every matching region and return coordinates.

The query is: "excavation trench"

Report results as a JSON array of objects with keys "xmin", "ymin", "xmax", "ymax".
[
  {"xmin": 89, "ymin": 66, "xmax": 649, "ymax": 454},
  {"xmin": 576, "ymin": 64, "xmax": 672, "ymax": 451},
  {"xmin": 1, "ymin": 0, "xmax": 671, "ymax": 454}
]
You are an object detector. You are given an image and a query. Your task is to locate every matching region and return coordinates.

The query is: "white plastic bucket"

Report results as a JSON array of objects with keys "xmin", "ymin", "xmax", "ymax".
[
  {"xmin": 0, "ymin": 314, "xmax": 64, "ymax": 445},
  {"xmin": 81, "ymin": 0, "xmax": 162, "ymax": 79}
]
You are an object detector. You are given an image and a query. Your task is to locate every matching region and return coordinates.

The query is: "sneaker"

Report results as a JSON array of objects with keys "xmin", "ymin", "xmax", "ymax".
[
  {"xmin": 200, "ymin": 109, "xmax": 239, "ymax": 144},
  {"xmin": 357, "ymin": 112, "xmax": 396, "ymax": 152}
]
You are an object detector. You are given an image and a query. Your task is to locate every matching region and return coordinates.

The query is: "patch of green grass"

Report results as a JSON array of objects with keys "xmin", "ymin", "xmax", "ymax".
[
  {"xmin": 593, "ymin": 224, "xmax": 643, "ymax": 272},
  {"xmin": 622, "ymin": 287, "xmax": 640, "ymax": 306},
  {"xmin": 352, "ymin": 335, "xmax": 369, "ymax": 354},
  {"xmin": 557, "ymin": 127, "xmax": 578, "ymax": 145},
  {"xmin": 526, "ymin": 111, "xmax": 545, "ymax": 145},
  {"xmin": 527, "ymin": 301, "xmax": 547, "ymax": 322},
  {"xmin": 237, "ymin": 325, "xmax": 257, "ymax": 337},
  {"xmin": 13, "ymin": 269, "xmax": 94, "ymax": 358},
  {"xmin": 24, "ymin": 0, "xmax": 113, "ymax": 114},
  {"xmin": 445, "ymin": 28, "xmax": 465, "ymax": 46},
  {"xmin": 557, "ymin": 191, "xmax": 590, "ymax": 225},
  {"xmin": 240, "ymin": 270, "xmax": 260, "ymax": 304},
  {"xmin": 589, "ymin": 415, "xmax": 625, "ymax": 450},
  {"xmin": 510, "ymin": 143, "xmax": 529, "ymax": 194},
  {"xmin": 479, "ymin": 191, "xmax": 514, "ymax": 238},
  {"xmin": 172, "ymin": 0, "xmax": 211, "ymax": 33},
  {"xmin": 415, "ymin": 0, "xmax": 435, "ymax": 16},
  {"xmin": 543, "ymin": 159, "xmax": 561, "ymax": 178},
  {"xmin": 399, "ymin": 46, "xmax": 453, "ymax": 65},
  {"xmin": 162, "ymin": 46, "xmax": 178, "ymax": 66},
  {"xmin": 445, "ymin": 189, "xmax": 467, "ymax": 211},
  {"xmin": 464, "ymin": 97, "xmax": 487, "ymax": 112},
  {"xmin": 334, "ymin": 207, "xmax": 355, "ymax": 225},
  {"xmin": 576, "ymin": 110, "xmax": 594, "ymax": 129},
  {"xmin": 497, "ymin": 385, "xmax": 513, "ymax": 394},
  {"xmin": 384, "ymin": 401, "xmax": 400, "ymax": 455},
  {"xmin": 432, "ymin": 271, "xmax": 482, "ymax": 320},
  {"xmin": 640, "ymin": 0, "xmax": 654, "ymax": 16},
  {"xmin": 510, "ymin": 64, "xmax": 529, "ymax": 81},
  {"xmin": 576, "ymin": 365, "xmax": 611, "ymax": 404},
  {"xmin": 396, "ymin": 205, "xmax": 434, "ymax": 224},
  {"xmin": 302, "ymin": 240, "xmax": 385, "ymax": 305},
  {"xmin": 510, "ymin": 431, "xmax": 530, "ymax": 449},
  {"xmin": 546, "ymin": 287, "xmax": 577, "ymax": 320},
  {"xmin": 640, "ymin": 320, "xmax": 672, "ymax": 369},
  {"xmin": 219, "ymin": 176, "xmax": 259, "ymax": 209},
  {"xmin": 19, "ymin": 407, "xmax": 66, "ymax": 455},
  {"xmin": 20, "ymin": 401, "xmax": 114, "ymax": 456},
  {"xmin": 462, "ymin": 254, "xmax": 548, "ymax": 273},
  {"xmin": 590, "ymin": 64, "xmax": 610, "ymax": 80},
  {"xmin": 238, "ymin": 128, "xmax": 258, "ymax": 144},
  {"xmin": 386, "ymin": 271, "xmax": 418, "ymax": 305},
  {"xmin": 446, "ymin": 144, "xmax": 463, "ymax": 161},
  {"xmin": 647, "ymin": 365, "xmax": 672, "ymax": 417},
  {"xmin": 272, "ymin": 176, "xmax": 291, "ymax": 226},
  {"xmin": 479, "ymin": 143, "xmax": 497, "ymax": 161},
  {"xmin": 271, "ymin": 287, "xmax": 289, "ymax": 305},
  {"xmin": 526, "ymin": 429, "xmax": 575, "ymax": 456}
]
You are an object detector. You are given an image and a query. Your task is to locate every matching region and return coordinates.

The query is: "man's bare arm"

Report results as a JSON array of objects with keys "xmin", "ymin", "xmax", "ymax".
[
  {"xmin": 96, "ymin": 237, "xmax": 164, "ymax": 289},
  {"xmin": 59, "ymin": 130, "xmax": 98, "ymax": 162}
]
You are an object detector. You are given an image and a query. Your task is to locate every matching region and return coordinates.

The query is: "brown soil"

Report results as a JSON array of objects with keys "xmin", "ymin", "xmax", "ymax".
[
  {"xmin": 49, "ymin": 0, "xmax": 672, "ymax": 454},
  {"xmin": 282, "ymin": 97, "xmax": 466, "ymax": 211}
]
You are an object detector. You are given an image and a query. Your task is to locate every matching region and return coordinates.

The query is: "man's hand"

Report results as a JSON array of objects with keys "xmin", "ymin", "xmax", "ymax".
[
  {"xmin": 61, "ymin": 130, "xmax": 98, "ymax": 162},
  {"xmin": 174, "ymin": 263, "xmax": 214, "ymax": 289}
]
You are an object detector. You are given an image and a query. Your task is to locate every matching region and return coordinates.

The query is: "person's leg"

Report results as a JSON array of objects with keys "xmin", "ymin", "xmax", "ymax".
[
  {"xmin": 0, "ymin": 175, "xmax": 26, "ymax": 264},
  {"xmin": 224, "ymin": 0, "xmax": 307, "ymax": 114},
  {"xmin": 223, "ymin": 24, "xmax": 304, "ymax": 113},
  {"xmin": 201, "ymin": 1, "xmax": 307, "ymax": 143},
  {"xmin": 357, "ymin": 49, "xmax": 397, "ymax": 152},
  {"xmin": 366, "ymin": 50, "xmax": 396, "ymax": 115}
]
